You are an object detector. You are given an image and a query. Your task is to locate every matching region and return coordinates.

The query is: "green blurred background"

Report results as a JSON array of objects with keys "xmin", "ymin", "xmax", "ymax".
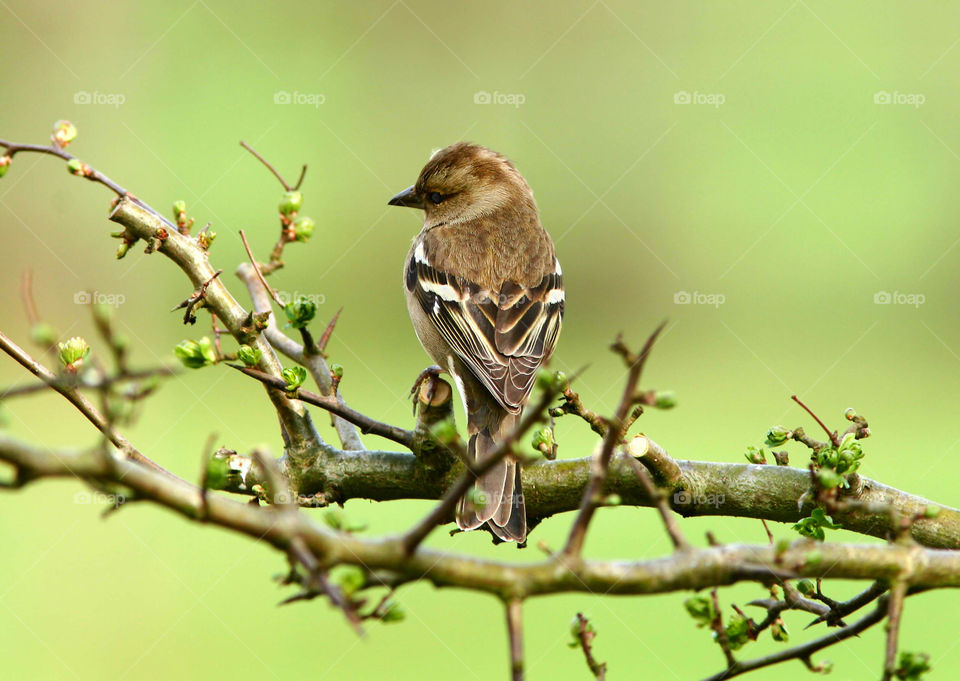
[{"xmin": 2, "ymin": 1, "xmax": 960, "ymax": 678}]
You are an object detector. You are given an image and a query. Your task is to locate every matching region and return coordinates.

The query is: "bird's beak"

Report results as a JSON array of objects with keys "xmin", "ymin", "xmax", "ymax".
[{"xmin": 388, "ymin": 185, "xmax": 424, "ymax": 209}]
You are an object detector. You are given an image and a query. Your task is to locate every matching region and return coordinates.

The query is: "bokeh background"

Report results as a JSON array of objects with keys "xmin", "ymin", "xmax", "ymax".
[{"xmin": 2, "ymin": 1, "xmax": 960, "ymax": 679}]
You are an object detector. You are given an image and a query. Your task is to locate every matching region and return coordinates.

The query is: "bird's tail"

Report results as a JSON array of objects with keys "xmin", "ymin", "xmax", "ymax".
[{"xmin": 456, "ymin": 411, "xmax": 526, "ymax": 542}]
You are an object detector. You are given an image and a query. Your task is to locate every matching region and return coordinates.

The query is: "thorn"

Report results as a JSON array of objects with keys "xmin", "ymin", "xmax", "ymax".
[{"xmin": 318, "ymin": 307, "xmax": 343, "ymax": 355}]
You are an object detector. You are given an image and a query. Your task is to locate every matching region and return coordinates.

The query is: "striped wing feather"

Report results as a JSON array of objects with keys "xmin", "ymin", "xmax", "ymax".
[{"xmin": 407, "ymin": 251, "xmax": 563, "ymax": 414}]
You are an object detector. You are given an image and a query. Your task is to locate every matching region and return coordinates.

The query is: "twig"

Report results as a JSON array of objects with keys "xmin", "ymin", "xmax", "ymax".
[
  {"xmin": 573, "ymin": 613, "xmax": 606, "ymax": 680},
  {"xmin": 622, "ymin": 452, "xmax": 689, "ymax": 550},
  {"xmin": 239, "ymin": 230, "xmax": 284, "ymax": 307},
  {"xmin": 804, "ymin": 579, "xmax": 887, "ymax": 628},
  {"xmin": 0, "ymin": 330, "xmax": 172, "ymax": 476},
  {"xmin": 0, "ymin": 138, "xmax": 174, "ymax": 227},
  {"xmin": 563, "ymin": 324, "xmax": 665, "ymax": 557},
  {"xmin": 172, "ymin": 269, "xmax": 223, "ymax": 325},
  {"xmin": 552, "ymin": 386, "xmax": 607, "ymax": 437},
  {"xmin": 506, "ymin": 599, "xmax": 524, "ymax": 681},
  {"xmin": 882, "ymin": 580, "xmax": 907, "ymax": 681},
  {"xmin": 710, "ymin": 588, "xmax": 738, "ymax": 671},
  {"xmin": 791, "ymin": 395, "xmax": 839, "ymax": 447},
  {"xmin": 235, "ymin": 264, "xmax": 363, "ymax": 451},
  {"xmin": 239, "ymin": 140, "xmax": 307, "ymax": 191},
  {"xmin": 0, "ymin": 367, "xmax": 176, "ymax": 400},
  {"xmin": 700, "ymin": 596, "xmax": 890, "ymax": 681},
  {"xmin": 287, "ymin": 535, "xmax": 364, "ymax": 636},
  {"xmin": 231, "ymin": 365, "xmax": 414, "ymax": 448}
]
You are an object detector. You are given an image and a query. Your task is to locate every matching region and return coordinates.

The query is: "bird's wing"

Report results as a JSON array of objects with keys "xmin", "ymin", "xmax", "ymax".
[{"xmin": 406, "ymin": 244, "xmax": 564, "ymax": 414}]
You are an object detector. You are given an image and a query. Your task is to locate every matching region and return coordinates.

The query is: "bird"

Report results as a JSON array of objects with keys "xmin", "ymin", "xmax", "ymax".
[{"xmin": 389, "ymin": 143, "xmax": 564, "ymax": 543}]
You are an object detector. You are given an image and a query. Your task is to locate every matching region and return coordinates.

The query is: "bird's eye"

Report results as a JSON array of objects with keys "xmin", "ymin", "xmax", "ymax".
[{"xmin": 428, "ymin": 192, "xmax": 443, "ymax": 205}]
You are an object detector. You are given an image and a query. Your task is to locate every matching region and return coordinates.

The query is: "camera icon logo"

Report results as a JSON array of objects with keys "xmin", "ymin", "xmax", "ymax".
[
  {"xmin": 873, "ymin": 91, "xmax": 891, "ymax": 105},
  {"xmin": 673, "ymin": 490, "xmax": 692, "ymax": 505},
  {"xmin": 474, "ymin": 91, "xmax": 492, "ymax": 105},
  {"xmin": 874, "ymin": 291, "xmax": 891, "ymax": 304},
  {"xmin": 674, "ymin": 291, "xmax": 691, "ymax": 304},
  {"xmin": 274, "ymin": 90, "xmax": 292, "ymax": 105},
  {"xmin": 74, "ymin": 291, "xmax": 92, "ymax": 304},
  {"xmin": 674, "ymin": 90, "xmax": 691, "ymax": 104},
  {"xmin": 74, "ymin": 91, "xmax": 91, "ymax": 105}
]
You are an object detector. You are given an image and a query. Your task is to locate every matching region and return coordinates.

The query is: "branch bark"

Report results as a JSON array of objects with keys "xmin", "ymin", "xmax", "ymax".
[{"xmin": 4, "ymin": 433, "xmax": 960, "ymax": 600}]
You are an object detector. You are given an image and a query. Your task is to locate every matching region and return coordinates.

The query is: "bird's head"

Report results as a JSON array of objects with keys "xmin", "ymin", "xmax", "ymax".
[{"xmin": 388, "ymin": 143, "xmax": 536, "ymax": 228}]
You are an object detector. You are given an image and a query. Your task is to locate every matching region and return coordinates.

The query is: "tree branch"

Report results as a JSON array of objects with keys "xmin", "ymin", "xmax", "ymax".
[{"xmin": 108, "ymin": 197, "xmax": 323, "ymax": 458}]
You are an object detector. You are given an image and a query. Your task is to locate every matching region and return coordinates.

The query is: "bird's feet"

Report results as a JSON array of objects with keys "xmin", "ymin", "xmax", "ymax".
[{"xmin": 409, "ymin": 364, "xmax": 444, "ymax": 412}]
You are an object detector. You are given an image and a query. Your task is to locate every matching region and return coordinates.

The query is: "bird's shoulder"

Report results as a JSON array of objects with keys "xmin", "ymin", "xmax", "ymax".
[{"xmin": 417, "ymin": 212, "xmax": 555, "ymax": 291}]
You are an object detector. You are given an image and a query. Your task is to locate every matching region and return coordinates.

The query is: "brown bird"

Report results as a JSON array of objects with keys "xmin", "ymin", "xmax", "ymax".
[{"xmin": 389, "ymin": 143, "xmax": 564, "ymax": 542}]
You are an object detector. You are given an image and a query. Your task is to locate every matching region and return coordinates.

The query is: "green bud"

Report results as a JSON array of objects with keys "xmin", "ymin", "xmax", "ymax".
[
  {"xmin": 197, "ymin": 230, "xmax": 217, "ymax": 250},
  {"xmin": 817, "ymin": 468, "xmax": 843, "ymax": 489},
  {"xmin": 603, "ymin": 493, "xmax": 622, "ymax": 506},
  {"xmin": 683, "ymin": 595, "xmax": 715, "ymax": 628},
  {"xmin": 744, "ymin": 446, "xmax": 766, "ymax": 465},
  {"xmin": 329, "ymin": 565, "xmax": 366, "ymax": 597},
  {"xmin": 535, "ymin": 369, "xmax": 564, "ymax": 393},
  {"xmin": 770, "ymin": 619, "xmax": 789, "ymax": 642},
  {"xmin": 924, "ymin": 505, "xmax": 941, "ymax": 519},
  {"xmin": 896, "ymin": 651, "xmax": 931, "ymax": 680},
  {"xmin": 322, "ymin": 509, "xmax": 367, "ymax": 533},
  {"xmin": 281, "ymin": 366, "xmax": 307, "ymax": 391},
  {"xmin": 29, "ymin": 322, "xmax": 57, "ymax": 347},
  {"xmin": 57, "ymin": 336, "xmax": 90, "ymax": 372},
  {"xmin": 723, "ymin": 613, "xmax": 750, "ymax": 651},
  {"xmin": 568, "ymin": 614, "xmax": 596, "ymax": 645},
  {"xmin": 236, "ymin": 344, "xmax": 262, "ymax": 367},
  {"xmin": 174, "ymin": 337, "xmax": 217, "ymax": 369},
  {"xmin": 465, "ymin": 485, "xmax": 488, "ymax": 510},
  {"xmin": 329, "ymin": 363, "xmax": 344, "ymax": 379},
  {"xmin": 764, "ymin": 425, "xmax": 791, "ymax": 447},
  {"xmin": 279, "ymin": 190, "xmax": 303, "ymax": 216},
  {"xmin": 380, "ymin": 600, "xmax": 405, "ymax": 623},
  {"xmin": 531, "ymin": 426, "xmax": 555, "ymax": 456},
  {"xmin": 428, "ymin": 418, "xmax": 459, "ymax": 444},
  {"xmin": 204, "ymin": 456, "xmax": 230, "ymax": 490},
  {"xmin": 0, "ymin": 155, "xmax": 10, "ymax": 177},
  {"xmin": 66, "ymin": 158, "xmax": 84, "ymax": 175},
  {"xmin": 774, "ymin": 537, "xmax": 791, "ymax": 555},
  {"xmin": 843, "ymin": 407, "xmax": 856, "ymax": 420},
  {"xmin": 654, "ymin": 391, "xmax": 677, "ymax": 409},
  {"xmin": 796, "ymin": 579, "xmax": 815, "ymax": 596},
  {"xmin": 292, "ymin": 216, "xmax": 315, "ymax": 242},
  {"xmin": 172, "ymin": 200, "xmax": 187, "ymax": 216},
  {"xmin": 284, "ymin": 298, "xmax": 317, "ymax": 329},
  {"xmin": 52, "ymin": 120, "xmax": 78, "ymax": 146}
]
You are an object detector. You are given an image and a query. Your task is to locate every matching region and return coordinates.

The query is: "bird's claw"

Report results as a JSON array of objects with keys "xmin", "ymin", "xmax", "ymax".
[{"xmin": 410, "ymin": 365, "xmax": 444, "ymax": 413}]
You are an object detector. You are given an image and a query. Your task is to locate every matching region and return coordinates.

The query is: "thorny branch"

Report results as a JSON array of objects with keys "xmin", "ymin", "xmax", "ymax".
[{"xmin": 0, "ymin": 127, "xmax": 953, "ymax": 681}]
